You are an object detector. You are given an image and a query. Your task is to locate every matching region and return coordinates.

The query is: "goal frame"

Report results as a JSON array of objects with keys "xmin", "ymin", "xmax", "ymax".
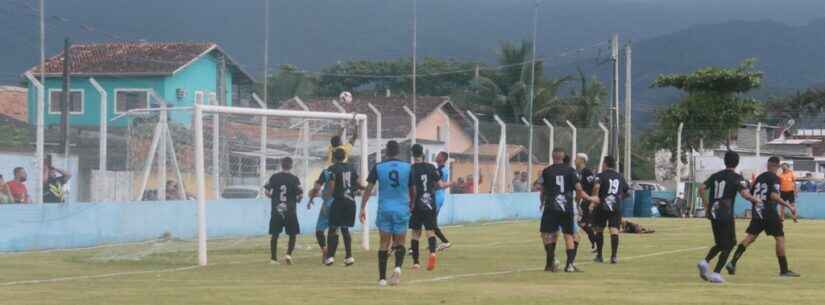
[{"xmin": 193, "ymin": 104, "xmax": 369, "ymax": 266}]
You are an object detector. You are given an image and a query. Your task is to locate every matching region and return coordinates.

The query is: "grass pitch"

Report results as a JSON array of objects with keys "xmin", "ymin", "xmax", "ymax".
[{"xmin": 1, "ymin": 218, "xmax": 823, "ymax": 305}]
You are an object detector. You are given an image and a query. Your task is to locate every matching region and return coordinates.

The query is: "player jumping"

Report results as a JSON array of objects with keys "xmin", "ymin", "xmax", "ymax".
[
  {"xmin": 409, "ymin": 144, "xmax": 444, "ymax": 271},
  {"xmin": 696, "ymin": 151, "xmax": 760, "ymax": 283},
  {"xmin": 360, "ymin": 140, "xmax": 412, "ymax": 286},
  {"xmin": 434, "ymin": 151, "xmax": 452, "ymax": 251},
  {"xmin": 589, "ymin": 156, "xmax": 629, "ymax": 264},
  {"xmin": 264, "ymin": 157, "xmax": 303, "ymax": 265},
  {"xmin": 324, "ymin": 148, "xmax": 362, "ymax": 267},
  {"xmin": 726, "ymin": 156, "xmax": 800, "ymax": 277}
]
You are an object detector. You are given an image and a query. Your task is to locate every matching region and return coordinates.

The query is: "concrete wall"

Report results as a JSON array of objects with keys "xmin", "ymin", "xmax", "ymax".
[{"xmin": 415, "ymin": 111, "xmax": 472, "ymax": 153}]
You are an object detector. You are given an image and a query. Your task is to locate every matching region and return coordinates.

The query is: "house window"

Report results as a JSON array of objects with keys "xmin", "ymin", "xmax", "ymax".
[
  {"xmin": 115, "ymin": 89, "xmax": 150, "ymax": 113},
  {"xmin": 48, "ymin": 89, "xmax": 83, "ymax": 114}
]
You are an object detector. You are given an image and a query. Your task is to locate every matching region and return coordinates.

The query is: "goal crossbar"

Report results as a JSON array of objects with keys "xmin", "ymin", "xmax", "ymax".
[{"xmin": 193, "ymin": 104, "xmax": 369, "ymax": 266}]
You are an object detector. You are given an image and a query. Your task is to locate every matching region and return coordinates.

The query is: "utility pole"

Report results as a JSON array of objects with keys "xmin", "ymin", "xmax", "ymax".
[
  {"xmin": 623, "ymin": 42, "xmax": 632, "ymax": 180},
  {"xmin": 526, "ymin": 0, "xmax": 539, "ymax": 185},
  {"xmin": 263, "ymin": 0, "xmax": 269, "ymax": 108},
  {"xmin": 412, "ymin": 0, "xmax": 417, "ymax": 116},
  {"xmin": 61, "ymin": 38, "xmax": 71, "ymax": 172},
  {"xmin": 610, "ymin": 34, "xmax": 620, "ymax": 161}
]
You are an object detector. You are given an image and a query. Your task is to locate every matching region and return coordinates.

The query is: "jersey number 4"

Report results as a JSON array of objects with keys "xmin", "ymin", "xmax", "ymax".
[{"xmin": 555, "ymin": 176, "xmax": 565, "ymax": 192}]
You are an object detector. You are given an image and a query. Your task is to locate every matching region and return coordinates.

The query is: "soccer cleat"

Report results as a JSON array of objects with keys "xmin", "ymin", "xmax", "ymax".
[
  {"xmin": 324, "ymin": 257, "xmax": 335, "ymax": 266},
  {"xmin": 593, "ymin": 256, "xmax": 604, "ymax": 263},
  {"xmin": 344, "ymin": 257, "xmax": 355, "ymax": 266},
  {"xmin": 411, "ymin": 264, "xmax": 421, "ymax": 270},
  {"xmin": 426, "ymin": 253, "xmax": 437, "ymax": 271},
  {"xmin": 545, "ymin": 263, "xmax": 558, "ymax": 273},
  {"xmin": 707, "ymin": 272, "xmax": 726, "ymax": 283},
  {"xmin": 378, "ymin": 279, "xmax": 388, "ymax": 287},
  {"xmin": 565, "ymin": 264, "xmax": 583, "ymax": 273},
  {"xmin": 610, "ymin": 256, "xmax": 619, "ymax": 264},
  {"xmin": 284, "ymin": 255, "xmax": 293, "ymax": 265},
  {"xmin": 270, "ymin": 259, "xmax": 280, "ymax": 265},
  {"xmin": 697, "ymin": 260, "xmax": 710, "ymax": 281},
  {"xmin": 780, "ymin": 271, "xmax": 801, "ymax": 277},
  {"xmin": 389, "ymin": 267, "xmax": 402, "ymax": 286},
  {"xmin": 437, "ymin": 243, "xmax": 452, "ymax": 252},
  {"xmin": 725, "ymin": 262, "xmax": 736, "ymax": 275}
]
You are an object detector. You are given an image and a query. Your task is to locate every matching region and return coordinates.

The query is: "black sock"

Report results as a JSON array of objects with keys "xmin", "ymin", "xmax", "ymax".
[
  {"xmin": 566, "ymin": 249, "xmax": 576, "ymax": 268},
  {"xmin": 434, "ymin": 228, "xmax": 449, "ymax": 243},
  {"xmin": 778, "ymin": 256, "xmax": 789, "ymax": 273},
  {"xmin": 326, "ymin": 230, "xmax": 339, "ymax": 259},
  {"xmin": 584, "ymin": 227, "xmax": 597, "ymax": 248},
  {"xmin": 544, "ymin": 243, "xmax": 556, "ymax": 269},
  {"xmin": 411, "ymin": 240, "xmax": 420, "ymax": 264},
  {"xmin": 428, "ymin": 236, "xmax": 437, "ymax": 254},
  {"xmin": 610, "ymin": 234, "xmax": 619, "ymax": 258},
  {"xmin": 574, "ymin": 241, "xmax": 580, "ymax": 252},
  {"xmin": 315, "ymin": 231, "xmax": 326, "ymax": 249},
  {"xmin": 705, "ymin": 245, "xmax": 721, "ymax": 262},
  {"xmin": 393, "ymin": 245, "xmax": 406, "ymax": 268},
  {"xmin": 270, "ymin": 234, "xmax": 279, "ymax": 261},
  {"xmin": 378, "ymin": 250, "xmax": 389, "ymax": 280},
  {"xmin": 595, "ymin": 232, "xmax": 604, "ymax": 257},
  {"xmin": 730, "ymin": 244, "xmax": 747, "ymax": 266},
  {"xmin": 714, "ymin": 247, "xmax": 732, "ymax": 273},
  {"xmin": 341, "ymin": 228, "xmax": 353, "ymax": 258},
  {"xmin": 287, "ymin": 235, "xmax": 296, "ymax": 256}
]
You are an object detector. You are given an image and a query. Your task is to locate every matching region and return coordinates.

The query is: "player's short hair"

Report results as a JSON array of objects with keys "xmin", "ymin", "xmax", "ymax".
[
  {"xmin": 768, "ymin": 156, "xmax": 781, "ymax": 165},
  {"xmin": 385, "ymin": 140, "xmax": 400, "ymax": 158},
  {"xmin": 576, "ymin": 153, "xmax": 589, "ymax": 163},
  {"xmin": 13, "ymin": 167, "xmax": 23, "ymax": 176},
  {"xmin": 552, "ymin": 147, "xmax": 566, "ymax": 155},
  {"xmin": 437, "ymin": 151, "xmax": 449, "ymax": 160},
  {"xmin": 603, "ymin": 156, "xmax": 617, "ymax": 168},
  {"xmin": 331, "ymin": 135, "xmax": 342, "ymax": 147},
  {"xmin": 333, "ymin": 148, "xmax": 347, "ymax": 162},
  {"xmin": 281, "ymin": 157, "xmax": 293, "ymax": 170},
  {"xmin": 411, "ymin": 144, "xmax": 424, "ymax": 158},
  {"xmin": 724, "ymin": 151, "xmax": 739, "ymax": 168}
]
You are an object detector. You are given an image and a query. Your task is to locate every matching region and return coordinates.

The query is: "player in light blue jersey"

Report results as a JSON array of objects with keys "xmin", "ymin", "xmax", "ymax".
[
  {"xmin": 308, "ymin": 168, "xmax": 334, "ymax": 263},
  {"xmin": 360, "ymin": 140, "xmax": 412, "ymax": 287},
  {"xmin": 433, "ymin": 151, "xmax": 452, "ymax": 251}
]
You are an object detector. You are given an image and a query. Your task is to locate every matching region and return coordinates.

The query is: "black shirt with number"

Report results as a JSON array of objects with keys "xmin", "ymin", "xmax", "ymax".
[
  {"xmin": 410, "ymin": 162, "xmax": 441, "ymax": 212},
  {"xmin": 538, "ymin": 164, "xmax": 579, "ymax": 213},
  {"xmin": 703, "ymin": 169, "xmax": 747, "ymax": 220},
  {"xmin": 264, "ymin": 172, "xmax": 302, "ymax": 217},
  {"xmin": 594, "ymin": 169, "xmax": 629, "ymax": 213},
  {"xmin": 328, "ymin": 162, "xmax": 360, "ymax": 201},
  {"xmin": 751, "ymin": 171, "xmax": 781, "ymax": 220}
]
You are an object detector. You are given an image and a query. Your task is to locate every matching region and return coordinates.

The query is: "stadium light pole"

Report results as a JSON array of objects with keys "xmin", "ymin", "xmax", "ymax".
[
  {"xmin": 263, "ymin": 0, "xmax": 269, "ymax": 109},
  {"xmin": 527, "ymin": 0, "xmax": 539, "ymax": 190},
  {"xmin": 411, "ymin": 0, "xmax": 417, "ymax": 116},
  {"xmin": 35, "ymin": 0, "xmax": 45, "ymax": 204}
]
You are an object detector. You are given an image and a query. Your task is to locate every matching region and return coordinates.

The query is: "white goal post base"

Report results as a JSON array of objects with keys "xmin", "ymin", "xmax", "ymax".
[{"xmin": 193, "ymin": 104, "xmax": 369, "ymax": 266}]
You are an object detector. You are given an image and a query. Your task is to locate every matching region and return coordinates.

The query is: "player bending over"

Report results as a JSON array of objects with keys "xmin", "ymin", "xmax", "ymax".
[
  {"xmin": 589, "ymin": 156, "xmax": 629, "ymax": 264},
  {"xmin": 696, "ymin": 151, "xmax": 760, "ymax": 283},
  {"xmin": 726, "ymin": 156, "xmax": 800, "ymax": 277},
  {"xmin": 537, "ymin": 148, "xmax": 595, "ymax": 273},
  {"xmin": 409, "ymin": 144, "xmax": 445, "ymax": 271},
  {"xmin": 264, "ymin": 157, "xmax": 303, "ymax": 265},
  {"xmin": 324, "ymin": 148, "xmax": 363, "ymax": 266},
  {"xmin": 433, "ymin": 151, "xmax": 452, "ymax": 251},
  {"xmin": 360, "ymin": 140, "xmax": 412, "ymax": 287}
]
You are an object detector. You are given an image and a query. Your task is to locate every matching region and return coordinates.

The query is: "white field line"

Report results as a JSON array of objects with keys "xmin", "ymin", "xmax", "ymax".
[
  {"xmin": 408, "ymin": 246, "xmax": 708, "ymax": 284},
  {"xmin": 0, "ymin": 266, "xmax": 200, "ymax": 287}
]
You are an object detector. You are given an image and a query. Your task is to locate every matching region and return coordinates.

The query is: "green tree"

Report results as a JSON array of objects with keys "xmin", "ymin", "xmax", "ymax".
[{"xmin": 260, "ymin": 64, "xmax": 320, "ymax": 107}]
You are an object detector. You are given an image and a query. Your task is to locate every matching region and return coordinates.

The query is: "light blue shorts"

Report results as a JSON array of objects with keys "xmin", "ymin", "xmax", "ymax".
[
  {"xmin": 315, "ymin": 197, "xmax": 333, "ymax": 231},
  {"xmin": 375, "ymin": 209, "xmax": 410, "ymax": 235}
]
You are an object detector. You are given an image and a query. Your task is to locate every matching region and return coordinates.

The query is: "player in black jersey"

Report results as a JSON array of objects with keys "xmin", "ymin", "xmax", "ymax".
[
  {"xmin": 575, "ymin": 153, "xmax": 598, "ymax": 252},
  {"xmin": 324, "ymin": 148, "xmax": 363, "ymax": 267},
  {"xmin": 537, "ymin": 148, "xmax": 596, "ymax": 273},
  {"xmin": 696, "ymin": 151, "xmax": 760, "ymax": 283},
  {"xmin": 409, "ymin": 144, "xmax": 444, "ymax": 271},
  {"xmin": 589, "ymin": 156, "xmax": 629, "ymax": 264},
  {"xmin": 263, "ymin": 157, "xmax": 303, "ymax": 265},
  {"xmin": 726, "ymin": 156, "xmax": 800, "ymax": 277}
]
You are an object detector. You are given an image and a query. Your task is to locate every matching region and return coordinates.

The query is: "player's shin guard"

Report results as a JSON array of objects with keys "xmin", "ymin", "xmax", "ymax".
[
  {"xmin": 427, "ymin": 237, "xmax": 437, "ymax": 254},
  {"xmin": 714, "ymin": 246, "xmax": 733, "ymax": 273},
  {"xmin": 410, "ymin": 240, "xmax": 420, "ymax": 265},
  {"xmin": 287, "ymin": 235, "xmax": 297, "ymax": 256},
  {"xmin": 326, "ymin": 231, "xmax": 339, "ymax": 259},
  {"xmin": 378, "ymin": 250, "xmax": 389, "ymax": 280},
  {"xmin": 270, "ymin": 234, "xmax": 279, "ymax": 261},
  {"xmin": 434, "ymin": 228, "xmax": 449, "ymax": 243},
  {"xmin": 393, "ymin": 245, "xmax": 406, "ymax": 268},
  {"xmin": 705, "ymin": 245, "xmax": 721, "ymax": 262},
  {"xmin": 610, "ymin": 234, "xmax": 619, "ymax": 258},
  {"xmin": 730, "ymin": 244, "xmax": 747, "ymax": 266},
  {"xmin": 778, "ymin": 256, "xmax": 789, "ymax": 274},
  {"xmin": 341, "ymin": 228, "xmax": 353, "ymax": 258},
  {"xmin": 595, "ymin": 232, "xmax": 604, "ymax": 258},
  {"xmin": 544, "ymin": 243, "xmax": 556, "ymax": 270},
  {"xmin": 566, "ymin": 248, "xmax": 576, "ymax": 268}
]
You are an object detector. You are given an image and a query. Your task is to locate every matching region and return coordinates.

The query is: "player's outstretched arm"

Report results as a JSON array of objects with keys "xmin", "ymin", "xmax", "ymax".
[{"xmin": 360, "ymin": 183, "xmax": 375, "ymax": 224}]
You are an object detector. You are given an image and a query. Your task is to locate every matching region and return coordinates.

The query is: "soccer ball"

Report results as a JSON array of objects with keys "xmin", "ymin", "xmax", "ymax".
[{"xmin": 339, "ymin": 91, "xmax": 353, "ymax": 104}]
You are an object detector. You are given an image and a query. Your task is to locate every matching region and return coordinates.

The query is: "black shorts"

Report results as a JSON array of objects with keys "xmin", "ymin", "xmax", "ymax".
[
  {"xmin": 745, "ymin": 215, "xmax": 784, "ymax": 237},
  {"xmin": 780, "ymin": 191, "xmax": 795, "ymax": 204},
  {"xmin": 540, "ymin": 210, "xmax": 575, "ymax": 235},
  {"xmin": 270, "ymin": 212, "xmax": 299, "ymax": 235},
  {"xmin": 329, "ymin": 198, "xmax": 356, "ymax": 228},
  {"xmin": 710, "ymin": 218, "xmax": 736, "ymax": 248},
  {"xmin": 409, "ymin": 209, "xmax": 437, "ymax": 231},
  {"xmin": 591, "ymin": 208, "xmax": 621, "ymax": 229}
]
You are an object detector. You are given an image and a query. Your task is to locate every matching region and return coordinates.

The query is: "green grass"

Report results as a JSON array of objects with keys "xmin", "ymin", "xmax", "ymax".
[{"xmin": 1, "ymin": 218, "xmax": 824, "ymax": 305}]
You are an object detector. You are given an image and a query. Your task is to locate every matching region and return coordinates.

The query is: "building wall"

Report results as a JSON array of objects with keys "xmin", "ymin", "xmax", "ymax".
[
  {"xmin": 450, "ymin": 159, "xmax": 546, "ymax": 193},
  {"xmin": 415, "ymin": 111, "xmax": 473, "ymax": 153},
  {"xmin": 0, "ymin": 86, "xmax": 27, "ymax": 122}
]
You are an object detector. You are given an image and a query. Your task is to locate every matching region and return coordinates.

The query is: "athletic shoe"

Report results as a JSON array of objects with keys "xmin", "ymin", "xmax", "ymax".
[
  {"xmin": 344, "ymin": 257, "xmax": 355, "ymax": 266},
  {"xmin": 324, "ymin": 257, "xmax": 335, "ymax": 266},
  {"xmin": 780, "ymin": 271, "xmax": 801, "ymax": 277},
  {"xmin": 426, "ymin": 253, "xmax": 437, "ymax": 271},
  {"xmin": 284, "ymin": 255, "xmax": 293, "ymax": 265},
  {"xmin": 565, "ymin": 264, "xmax": 583, "ymax": 273},
  {"xmin": 725, "ymin": 262, "xmax": 736, "ymax": 275},
  {"xmin": 697, "ymin": 260, "xmax": 710, "ymax": 281},
  {"xmin": 411, "ymin": 264, "xmax": 421, "ymax": 270},
  {"xmin": 437, "ymin": 243, "xmax": 452, "ymax": 252},
  {"xmin": 545, "ymin": 263, "xmax": 558, "ymax": 273},
  {"xmin": 707, "ymin": 272, "xmax": 726, "ymax": 283},
  {"xmin": 389, "ymin": 267, "xmax": 402, "ymax": 286},
  {"xmin": 610, "ymin": 256, "xmax": 619, "ymax": 264},
  {"xmin": 593, "ymin": 256, "xmax": 604, "ymax": 263},
  {"xmin": 591, "ymin": 248, "xmax": 598, "ymax": 254},
  {"xmin": 378, "ymin": 279, "xmax": 388, "ymax": 287},
  {"xmin": 270, "ymin": 259, "xmax": 280, "ymax": 265}
]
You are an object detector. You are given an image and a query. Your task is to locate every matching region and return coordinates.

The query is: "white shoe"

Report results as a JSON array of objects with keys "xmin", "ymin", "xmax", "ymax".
[
  {"xmin": 344, "ymin": 257, "xmax": 355, "ymax": 266},
  {"xmin": 389, "ymin": 267, "xmax": 402, "ymax": 286},
  {"xmin": 324, "ymin": 257, "xmax": 335, "ymax": 266},
  {"xmin": 411, "ymin": 264, "xmax": 421, "ymax": 270},
  {"xmin": 284, "ymin": 255, "xmax": 293, "ymax": 265},
  {"xmin": 437, "ymin": 243, "xmax": 452, "ymax": 252},
  {"xmin": 378, "ymin": 279, "xmax": 388, "ymax": 287},
  {"xmin": 707, "ymin": 272, "xmax": 726, "ymax": 283},
  {"xmin": 697, "ymin": 260, "xmax": 710, "ymax": 281},
  {"xmin": 270, "ymin": 259, "xmax": 280, "ymax": 265}
]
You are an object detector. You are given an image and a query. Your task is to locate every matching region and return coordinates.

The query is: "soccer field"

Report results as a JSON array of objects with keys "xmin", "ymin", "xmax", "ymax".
[{"xmin": 0, "ymin": 218, "xmax": 823, "ymax": 305}]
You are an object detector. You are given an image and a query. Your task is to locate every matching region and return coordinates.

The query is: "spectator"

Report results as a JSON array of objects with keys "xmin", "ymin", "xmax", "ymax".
[
  {"xmin": 166, "ymin": 180, "xmax": 182, "ymax": 200},
  {"xmin": 43, "ymin": 166, "xmax": 71, "ymax": 203},
  {"xmin": 454, "ymin": 177, "xmax": 466, "ymax": 194},
  {"xmin": 0, "ymin": 175, "xmax": 13, "ymax": 204},
  {"xmin": 512, "ymin": 171, "xmax": 529, "ymax": 192},
  {"xmin": 801, "ymin": 173, "xmax": 816, "ymax": 192},
  {"xmin": 7, "ymin": 167, "xmax": 30, "ymax": 203}
]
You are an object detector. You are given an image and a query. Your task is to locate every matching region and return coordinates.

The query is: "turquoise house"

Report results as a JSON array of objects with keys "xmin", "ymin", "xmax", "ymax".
[{"xmin": 24, "ymin": 42, "xmax": 257, "ymax": 128}]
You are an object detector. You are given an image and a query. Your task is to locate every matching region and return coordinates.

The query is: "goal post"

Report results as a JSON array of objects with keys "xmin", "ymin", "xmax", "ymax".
[{"xmin": 193, "ymin": 104, "xmax": 369, "ymax": 266}]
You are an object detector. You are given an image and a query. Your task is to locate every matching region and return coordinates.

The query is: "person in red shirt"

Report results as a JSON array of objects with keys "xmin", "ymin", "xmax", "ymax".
[{"xmin": 7, "ymin": 167, "xmax": 30, "ymax": 204}]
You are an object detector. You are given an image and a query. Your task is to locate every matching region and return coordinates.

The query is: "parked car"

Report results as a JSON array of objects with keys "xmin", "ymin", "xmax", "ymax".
[
  {"xmin": 631, "ymin": 181, "xmax": 668, "ymax": 192},
  {"xmin": 221, "ymin": 186, "xmax": 262, "ymax": 199}
]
